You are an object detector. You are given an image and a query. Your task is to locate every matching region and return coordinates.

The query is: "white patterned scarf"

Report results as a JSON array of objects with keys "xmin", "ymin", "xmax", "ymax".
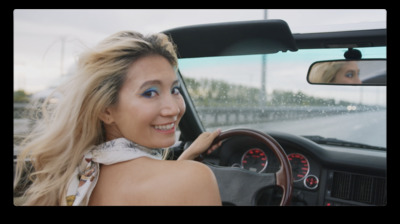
[{"xmin": 63, "ymin": 138, "xmax": 163, "ymax": 206}]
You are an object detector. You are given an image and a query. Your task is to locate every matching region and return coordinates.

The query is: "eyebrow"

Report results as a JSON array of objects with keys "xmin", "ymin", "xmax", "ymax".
[
  {"xmin": 139, "ymin": 79, "xmax": 180, "ymax": 90},
  {"xmin": 345, "ymin": 69, "xmax": 360, "ymax": 74}
]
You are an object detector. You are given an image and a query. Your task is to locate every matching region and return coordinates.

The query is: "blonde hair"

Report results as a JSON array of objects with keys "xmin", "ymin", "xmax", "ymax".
[
  {"xmin": 308, "ymin": 61, "xmax": 346, "ymax": 83},
  {"xmin": 14, "ymin": 31, "xmax": 178, "ymax": 205}
]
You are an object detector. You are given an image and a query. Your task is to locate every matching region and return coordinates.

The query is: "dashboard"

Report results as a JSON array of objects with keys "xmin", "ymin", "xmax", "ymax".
[{"xmin": 201, "ymin": 132, "xmax": 387, "ymax": 206}]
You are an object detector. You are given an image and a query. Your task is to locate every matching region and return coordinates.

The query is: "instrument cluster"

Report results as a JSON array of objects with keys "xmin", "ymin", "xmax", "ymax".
[{"xmin": 219, "ymin": 137, "xmax": 320, "ymax": 190}]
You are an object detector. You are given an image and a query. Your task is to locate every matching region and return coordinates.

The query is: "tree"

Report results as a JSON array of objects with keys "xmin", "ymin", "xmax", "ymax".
[{"xmin": 14, "ymin": 90, "xmax": 30, "ymax": 103}]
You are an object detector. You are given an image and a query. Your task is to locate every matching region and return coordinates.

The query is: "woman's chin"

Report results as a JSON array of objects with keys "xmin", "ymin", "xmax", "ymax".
[{"xmin": 147, "ymin": 135, "xmax": 177, "ymax": 149}]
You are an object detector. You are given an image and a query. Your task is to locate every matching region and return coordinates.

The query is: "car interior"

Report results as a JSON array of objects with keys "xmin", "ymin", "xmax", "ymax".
[{"xmin": 163, "ymin": 19, "xmax": 387, "ymax": 206}]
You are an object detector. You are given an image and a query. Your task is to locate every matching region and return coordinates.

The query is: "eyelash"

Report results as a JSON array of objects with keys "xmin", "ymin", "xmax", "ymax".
[{"xmin": 141, "ymin": 86, "xmax": 181, "ymax": 98}]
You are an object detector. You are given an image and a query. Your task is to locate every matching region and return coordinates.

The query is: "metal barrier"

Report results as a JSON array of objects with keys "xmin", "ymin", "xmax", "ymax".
[
  {"xmin": 14, "ymin": 103, "xmax": 382, "ymax": 130},
  {"xmin": 195, "ymin": 105, "xmax": 379, "ymax": 127}
]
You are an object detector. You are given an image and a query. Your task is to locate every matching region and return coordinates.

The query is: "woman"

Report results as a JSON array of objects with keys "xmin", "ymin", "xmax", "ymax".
[
  {"xmin": 14, "ymin": 31, "xmax": 222, "ymax": 206},
  {"xmin": 309, "ymin": 61, "xmax": 361, "ymax": 84}
]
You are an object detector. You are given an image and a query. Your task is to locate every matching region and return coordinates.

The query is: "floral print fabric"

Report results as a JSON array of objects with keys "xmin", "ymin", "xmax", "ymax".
[{"xmin": 64, "ymin": 138, "xmax": 163, "ymax": 205}]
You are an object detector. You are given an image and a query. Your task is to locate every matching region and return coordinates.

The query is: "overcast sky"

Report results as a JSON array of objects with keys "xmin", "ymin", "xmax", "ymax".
[{"xmin": 13, "ymin": 9, "xmax": 386, "ymax": 93}]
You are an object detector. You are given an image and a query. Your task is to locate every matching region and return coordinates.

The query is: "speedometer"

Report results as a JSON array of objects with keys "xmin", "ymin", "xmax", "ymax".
[
  {"xmin": 287, "ymin": 153, "xmax": 310, "ymax": 181},
  {"xmin": 241, "ymin": 148, "xmax": 268, "ymax": 173}
]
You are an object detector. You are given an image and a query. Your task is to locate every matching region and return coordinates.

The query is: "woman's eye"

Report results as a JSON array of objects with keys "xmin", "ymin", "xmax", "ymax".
[
  {"xmin": 171, "ymin": 87, "xmax": 181, "ymax": 95},
  {"xmin": 141, "ymin": 89, "xmax": 158, "ymax": 98},
  {"xmin": 345, "ymin": 71, "xmax": 354, "ymax": 78}
]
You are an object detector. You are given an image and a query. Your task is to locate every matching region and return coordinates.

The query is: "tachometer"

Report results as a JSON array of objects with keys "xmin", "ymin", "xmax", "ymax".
[
  {"xmin": 287, "ymin": 153, "xmax": 310, "ymax": 181},
  {"xmin": 241, "ymin": 148, "xmax": 268, "ymax": 173}
]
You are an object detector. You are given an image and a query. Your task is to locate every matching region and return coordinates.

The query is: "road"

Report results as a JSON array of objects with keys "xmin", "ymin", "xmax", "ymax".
[{"xmin": 217, "ymin": 110, "xmax": 387, "ymax": 148}]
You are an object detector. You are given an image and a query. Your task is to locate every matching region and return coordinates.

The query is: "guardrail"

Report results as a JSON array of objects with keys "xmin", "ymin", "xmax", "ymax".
[
  {"xmin": 14, "ymin": 103, "xmax": 29, "ymax": 119},
  {"xmin": 14, "ymin": 103, "xmax": 383, "ymax": 128},
  {"xmin": 196, "ymin": 105, "xmax": 381, "ymax": 127},
  {"xmin": 13, "ymin": 102, "xmax": 383, "ymax": 150}
]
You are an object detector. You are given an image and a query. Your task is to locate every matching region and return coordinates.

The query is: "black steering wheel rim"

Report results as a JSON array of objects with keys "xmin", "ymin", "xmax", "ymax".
[{"xmin": 204, "ymin": 128, "xmax": 293, "ymax": 206}]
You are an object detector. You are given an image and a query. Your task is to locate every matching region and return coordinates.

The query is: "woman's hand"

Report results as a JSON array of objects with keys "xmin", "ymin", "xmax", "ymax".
[{"xmin": 177, "ymin": 129, "xmax": 222, "ymax": 161}]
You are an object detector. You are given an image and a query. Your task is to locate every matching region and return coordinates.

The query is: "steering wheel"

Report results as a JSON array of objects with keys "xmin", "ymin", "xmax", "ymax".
[{"xmin": 204, "ymin": 128, "xmax": 293, "ymax": 206}]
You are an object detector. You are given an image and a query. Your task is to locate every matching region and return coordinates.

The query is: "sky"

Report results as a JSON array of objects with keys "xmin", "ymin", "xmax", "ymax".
[{"xmin": 13, "ymin": 9, "xmax": 386, "ymax": 94}]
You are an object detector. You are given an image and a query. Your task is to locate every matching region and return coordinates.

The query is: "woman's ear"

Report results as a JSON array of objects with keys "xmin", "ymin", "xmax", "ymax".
[{"xmin": 99, "ymin": 107, "xmax": 115, "ymax": 125}]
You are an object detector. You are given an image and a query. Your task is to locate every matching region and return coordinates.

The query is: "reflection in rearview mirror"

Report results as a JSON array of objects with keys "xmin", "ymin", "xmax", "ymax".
[{"xmin": 307, "ymin": 59, "xmax": 386, "ymax": 85}]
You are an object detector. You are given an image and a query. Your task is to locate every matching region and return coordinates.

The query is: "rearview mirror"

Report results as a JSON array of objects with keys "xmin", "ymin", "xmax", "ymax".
[{"xmin": 307, "ymin": 59, "xmax": 386, "ymax": 85}]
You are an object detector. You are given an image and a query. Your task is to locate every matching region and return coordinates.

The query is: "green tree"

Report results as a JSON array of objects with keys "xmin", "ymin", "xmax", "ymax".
[{"xmin": 14, "ymin": 90, "xmax": 30, "ymax": 103}]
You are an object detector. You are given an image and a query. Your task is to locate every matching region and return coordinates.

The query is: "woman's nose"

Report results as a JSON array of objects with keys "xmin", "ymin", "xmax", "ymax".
[{"xmin": 160, "ymin": 95, "xmax": 181, "ymax": 117}]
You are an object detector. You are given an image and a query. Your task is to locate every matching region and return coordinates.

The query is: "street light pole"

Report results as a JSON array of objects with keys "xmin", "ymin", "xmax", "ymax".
[
  {"xmin": 60, "ymin": 36, "xmax": 66, "ymax": 77},
  {"xmin": 260, "ymin": 9, "xmax": 268, "ymax": 107}
]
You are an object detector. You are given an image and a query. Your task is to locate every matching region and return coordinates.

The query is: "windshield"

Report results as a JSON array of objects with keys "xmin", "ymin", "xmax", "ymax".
[{"xmin": 178, "ymin": 47, "xmax": 386, "ymax": 148}]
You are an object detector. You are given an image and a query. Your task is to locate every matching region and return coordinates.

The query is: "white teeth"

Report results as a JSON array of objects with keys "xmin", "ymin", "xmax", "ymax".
[{"xmin": 154, "ymin": 123, "xmax": 174, "ymax": 130}]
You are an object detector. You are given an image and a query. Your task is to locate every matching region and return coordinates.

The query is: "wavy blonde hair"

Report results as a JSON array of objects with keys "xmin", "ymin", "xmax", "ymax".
[
  {"xmin": 14, "ymin": 31, "xmax": 178, "ymax": 205},
  {"xmin": 308, "ymin": 61, "xmax": 347, "ymax": 83}
]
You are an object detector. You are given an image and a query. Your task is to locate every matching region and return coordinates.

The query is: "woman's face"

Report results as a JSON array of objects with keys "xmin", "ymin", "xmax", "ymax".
[
  {"xmin": 104, "ymin": 54, "xmax": 185, "ymax": 148},
  {"xmin": 332, "ymin": 61, "xmax": 362, "ymax": 84}
]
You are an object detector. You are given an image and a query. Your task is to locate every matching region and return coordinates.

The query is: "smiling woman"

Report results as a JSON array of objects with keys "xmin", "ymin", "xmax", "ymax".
[
  {"xmin": 13, "ymin": 31, "xmax": 222, "ymax": 206},
  {"xmin": 100, "ymin": 55, "xmax": 186, "ymax": 149}
]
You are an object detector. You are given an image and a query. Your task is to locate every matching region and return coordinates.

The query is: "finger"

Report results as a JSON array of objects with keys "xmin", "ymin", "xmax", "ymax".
[
  {"xmin": 207, "ymin": 141, "xmax": 222, "ymax": 154},
  {"xmin": 210, "ymin": 128, "xmax": 221, "ymax": 139}
]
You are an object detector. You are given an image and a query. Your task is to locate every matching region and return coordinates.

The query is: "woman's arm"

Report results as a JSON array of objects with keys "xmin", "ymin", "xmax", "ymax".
[{"xmin": 177, "ymin": 129, "xmax": 222, "ymax": 161}]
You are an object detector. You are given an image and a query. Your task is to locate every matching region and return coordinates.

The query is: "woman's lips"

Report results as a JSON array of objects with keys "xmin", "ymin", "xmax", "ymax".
[{"xmin": 153, "ymin": 122, "xmax": 175, "ymax": 133}]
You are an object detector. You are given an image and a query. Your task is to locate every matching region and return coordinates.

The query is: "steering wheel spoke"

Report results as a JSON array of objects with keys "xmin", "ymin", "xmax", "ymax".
[
  {"xmin": 204, "ymin": 128, "xmax": 293, "ymax": 206},
  {"xmin": 207, "ymin": 164, "xmax": 276, "ymax": 206}
]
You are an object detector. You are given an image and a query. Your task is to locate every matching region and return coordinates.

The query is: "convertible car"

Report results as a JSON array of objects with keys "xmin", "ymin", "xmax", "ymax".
[
  {"xmin": 13, "ymin": 19, "xmax": 387, "ymax": 206},
  {"xmin": 163, "ymin": 20, "xmax": 387, "ymax": 206}
]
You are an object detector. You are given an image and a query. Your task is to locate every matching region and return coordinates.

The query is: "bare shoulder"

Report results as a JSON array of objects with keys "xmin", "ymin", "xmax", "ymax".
[
  {"xmin": 169, "ymin": 159, "xmax": 218, "ymax": 183},
  {"xmin": 89, "ymin": 157, "xmax": 221, "ymax": 206},
  {"xmin": 144, "ymin": 159, "xmax": 222, "ymax": 205},
  {"xmin": 171, "ymin": 160, "xmax": 221, "ymax": 198}
]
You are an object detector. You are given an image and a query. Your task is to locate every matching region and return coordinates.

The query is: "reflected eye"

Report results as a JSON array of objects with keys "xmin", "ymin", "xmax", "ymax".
[{"xmin": 345, "ymin": 71, "xmax": 354, "ymax": 78}]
